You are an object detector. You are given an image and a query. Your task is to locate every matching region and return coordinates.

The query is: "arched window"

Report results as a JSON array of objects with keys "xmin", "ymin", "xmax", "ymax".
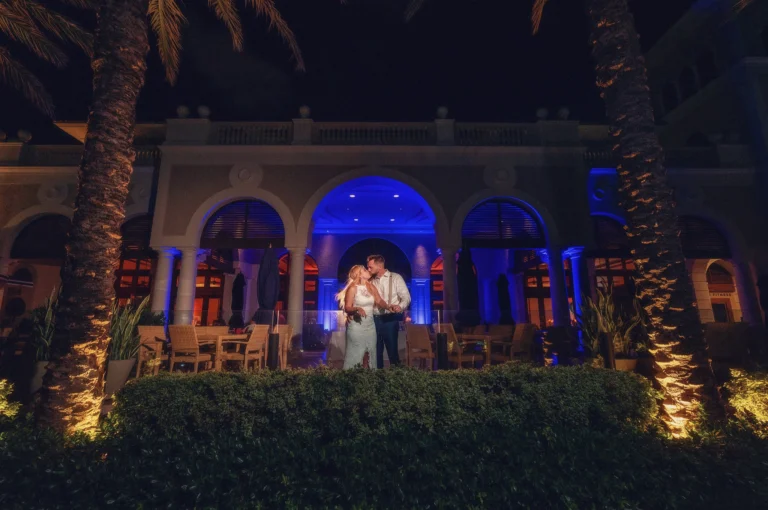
[
  {"xmin": 707, "ymin": 262, "xmax": 736, "ymax": 323},
  {"xmin": 696, "ymin": 49, "xmax": 718, "ymax": 86},
  {"xmin": 11, "ymin": 215, "xmax": 70, "ymax": 261},
  {"xmin": 462, "ymin": 198, "xmax": 545, "ymax": 249},
  {"xmin": 662, "ymin": 82, "xmax": 679, "ymax": 113},
  {"xmin": 201, "ymin": 199, "xmax": 285, "ymax": 249},
  {"xmin": 679, "ymin": 67, "xmax": 698, "ymax": 101},
  {"xmin": 115, "ymin": 215, "xmax": 155, "ymax": 306},
  {"xmin": 278, "ymin": 254, "xmax": 319, "ymax": 312}
]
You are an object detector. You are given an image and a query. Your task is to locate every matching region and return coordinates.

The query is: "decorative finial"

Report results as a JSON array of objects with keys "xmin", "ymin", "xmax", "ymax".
[
  {"xmin": 17, "ymin": 129, "xmax": 32, "ymax": 143},
  {"xmin": 299, "ymin": 105, "xmax": 311, "ymax": 119},
  {"xmin": 436, "ymin": 106, "xmax": 449, "ymax": 119},
  {"xmin": 197, "ymin": 105, "xmax": 210, "ymax": 119},
  {"xmin": 176, "ymin": 105, "xmax": 190, "ymax": 118},
  {"xmin": 0, "ymin": 130, "xmax": 6, "ymax": 142},
  {"xmin": 557, "ymin": 107, "xmax": 570, "ymax": 120},
  {"xmin": 536, "ymin": 108, "xmax": 548, "ymax": 120}
]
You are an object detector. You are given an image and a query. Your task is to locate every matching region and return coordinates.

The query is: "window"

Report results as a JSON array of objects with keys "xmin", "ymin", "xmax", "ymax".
[
  {"xmin": 707, "ymin": 263, "xmax": 735, "ymax": 293},
  {"xmin": 278, "ymin": 254, "xmax": 319, "ymax": 312},
  {"xmin": 593, "ymin": 257, "xmax": 635, "ymax": 313},
  {"xmin": 172, "ymin": 260, "xmax": 224, "ymax": 326},
  {"xmin": 523, "ymin": 257, "xmax": 573, "ymax": 328},
  {"xmin": 679, "ymin": 67, "xmax": 698, "ymax": 101},
  {"xmin": 115, "ymin": 256, "xmax": 153, "ymax": 306}
]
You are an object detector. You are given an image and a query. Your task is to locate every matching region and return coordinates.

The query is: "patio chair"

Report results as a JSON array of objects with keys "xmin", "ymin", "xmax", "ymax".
[
  {"xmin": 276, "ymin": 325, "xmax": 293, "ymax": 369},
  {"xmin": 488, "ymin": 324, "xmax": 515, "ymax": 364},
  {"xmin": 220, "ymin": 325, "xmax": 270, "ymax": 370},
  {"xmin": 136, "ymin": 326, "xmax": 168, "ymax": 377},
  {"xmin": 436, "ymin": 323, "xmax": 484, "ymax": 368},
  {"xmin": 168, "ymin": 325, "xmax": 214, "ymax": 373},
  {"xmin": 509, "ymin": 323, "xmax": 536, "ymax": 361},
  {"xmin": 405, "ymin": 323, "xmax": 434, "ymax": 369}
]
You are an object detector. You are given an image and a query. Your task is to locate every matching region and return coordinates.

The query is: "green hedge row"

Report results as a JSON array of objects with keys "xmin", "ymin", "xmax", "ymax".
[{"xmin": 2, "ymin": 364, "xmax": 767, "ymax": 509}]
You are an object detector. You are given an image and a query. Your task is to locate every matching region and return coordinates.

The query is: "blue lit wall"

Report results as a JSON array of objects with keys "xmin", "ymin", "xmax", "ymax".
[
  {"xmin": 310, "ymin": 176, "xmax": 438, "ymax": 328},
  {"xmin": 587, "ymin": 167, "xmax": 626, "ymax": 222}
]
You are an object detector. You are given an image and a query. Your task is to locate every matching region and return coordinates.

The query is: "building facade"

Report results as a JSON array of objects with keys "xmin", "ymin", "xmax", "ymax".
[{"xmin": 1, "ymin": 0, "xmax": 766, "ymax": 339}]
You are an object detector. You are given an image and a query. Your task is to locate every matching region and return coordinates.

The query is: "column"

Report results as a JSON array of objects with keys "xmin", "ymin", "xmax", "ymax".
[
  {"xmin": 545, "ymin": 245, "xmax": 570, "ymax": 327},
  {"xmin": 441, "ymin": 247, "xmax": 459, "ymax": 318},
  {"xmin": 411, "ymin": 278, "xmax": 430, "ymax": 324},
  {"xmin": 174, "ymin": 247, "xmax": 200, "ymax": 325},
  {"xmin": 287, "ymin": 247, "xmax": 306, "ymax": 344},
  {"xmin": 150, "ymin": 248, "xmax": 176, "ymax": 319},
  {"xmin": 733, "ymin": 260, "xmax": 764, "ymax": 325},
  {"xmin": 565, "ymin": 247, "xmax": 589, "ymax": 318},
  {"xmin": 318, "ymin": 278, "xmax": 338, "ymax": 330}
]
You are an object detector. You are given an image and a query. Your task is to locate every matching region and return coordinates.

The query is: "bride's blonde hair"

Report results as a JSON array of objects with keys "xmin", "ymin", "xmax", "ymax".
[{"xmin": 336, "ymin": 265, "xmax": 366, "ymax": 308}]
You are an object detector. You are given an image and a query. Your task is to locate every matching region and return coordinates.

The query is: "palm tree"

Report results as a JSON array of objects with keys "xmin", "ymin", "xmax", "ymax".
[
  {"xmin": 0, "ymin": 0, "xmax": 92, "ymax": 116},
  {"xmin": 407, "ymin": 0, "xmax": 753, "ymax": 436},
  {"xmin": 41, "ymin": 0, "xmax": 303, "ymax": 436}
]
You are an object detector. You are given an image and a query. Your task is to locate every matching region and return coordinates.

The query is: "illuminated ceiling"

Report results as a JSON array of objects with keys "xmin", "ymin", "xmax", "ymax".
[{"xmin": 312, "ymin": 176, "xmax": 435, "ymax": 234}]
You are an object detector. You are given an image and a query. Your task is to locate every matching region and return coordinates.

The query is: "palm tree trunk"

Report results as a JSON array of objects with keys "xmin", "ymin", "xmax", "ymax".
[
  {"xmin": 40, "ymin": 0, "xmax": 149, "ymax": 436},
  {"xmin": 585, "ymin": 0, "xmax": 719, "ymax": 436}
]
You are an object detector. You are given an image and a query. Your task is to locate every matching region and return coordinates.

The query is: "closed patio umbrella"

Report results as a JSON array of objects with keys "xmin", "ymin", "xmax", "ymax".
[
  {"xmin": 456, "ymin": 245, "xmax": 481, "ymax": 328},
  {"xmin": 256, "ymin": 247, "xmax": 280, "ymax": 325},
  {"xmin": 497, "ymin": 274, "xmax": 515, "ymax": 325},
  {"xmin": 229, "ymin": 272, "xmax": 246, "ymax": 329}
]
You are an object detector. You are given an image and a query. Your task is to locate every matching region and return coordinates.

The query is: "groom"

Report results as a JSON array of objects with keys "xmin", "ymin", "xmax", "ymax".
[{"xmin": 367, "ymin": 254, "xmax": 411, "ymax": 368}]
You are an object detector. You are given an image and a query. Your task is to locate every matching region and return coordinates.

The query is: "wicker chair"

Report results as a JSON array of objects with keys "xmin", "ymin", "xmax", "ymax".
[
  {"xmin": 136, "ymin": 326, "xmax": 168, "ymax": 377},
  {"xmin": 405, "ymin": 324, "xmax": 434, "ymax": 369},
  {"xmin": 276, "ymin": 325, "xmax": 293, "ymax": 369},
  {"xmin": 168, "ymin": 325, "xmax": 214, "ymax": 373},
  {"xmin": 220, "ymin": 325, "xmax": 270, "ymax": 370}
]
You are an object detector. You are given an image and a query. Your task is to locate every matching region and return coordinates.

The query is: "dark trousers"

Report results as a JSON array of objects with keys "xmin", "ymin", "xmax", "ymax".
[{"xmin": 375, "ymin": 314, "xmax": 400, "ymax": 368}]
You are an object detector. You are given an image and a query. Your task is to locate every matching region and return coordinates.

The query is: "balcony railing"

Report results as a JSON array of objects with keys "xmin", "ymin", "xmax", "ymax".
[
  {"xmin": 454, "ymin": 123, "xmax": 533, "ymax": 146},
  {"xmin": 211, "ymin": 122, "xmax": 293, "ymax": 145},
  {"xmin": 17, "ymin": 146, "xmax": 160, "ymax": 167},
  {"xmin": 312, "ymin": 122, "xmax": 436, "ymax": 145}
]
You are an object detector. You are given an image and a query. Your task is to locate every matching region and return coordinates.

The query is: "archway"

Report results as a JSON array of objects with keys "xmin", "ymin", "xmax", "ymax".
[
  {"xmin": 5, "ymin": 214, "xmax": 70, "ymax": 315},
  {"xmin": 173, "ymin": 199, "xmax": 286, "ymax": 325},
  {"xmin": 460, "ymin": 197, "xmax": 559, "ymax": 326},
  {"xmin": 310, "ymin": 176, "xmax": 437, "ymax": 327},
  {"xmin": 706, "ymin": 261, "xmax": 742, "ymax": 323}
]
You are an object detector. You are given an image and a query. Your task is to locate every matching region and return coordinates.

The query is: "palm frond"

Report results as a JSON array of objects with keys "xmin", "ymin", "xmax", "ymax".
[
  {"xmin": 0, "ymin": 1, "xmax": 68, "ymax": 67},
  {"xmin": 531, "ymin": 0, "xmax": 548, "ymax": 34},
  {"xmin": 404, "ymin": 0, "xmax": 427, "ymax": 22},
  {"xmin": 207, "ymin": 0, "xmax": 243, "ymax": 51},
  {"xmin": 148, "ymin": 0, "xmax": 186, "ymax": 84},
  {"xmin": 0, "ymin": 45, "xmax": 54, "ymax": 116},
  {"xmin": 245, "ymin": 0, "xmax": 304, "ymax": 71},
  {"xmin": 734, "ymin": 0, "xmax": 753, "ymax": 12},
  {"xmin": 23, "ymin": 0, "xmax": 93, "ymax": 57}
]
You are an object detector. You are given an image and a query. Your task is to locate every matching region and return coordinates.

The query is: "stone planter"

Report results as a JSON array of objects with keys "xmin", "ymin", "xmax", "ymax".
[
  {"xmin": 30, "ymin": 361, "xmax": 48, "ymax": 394},
  {"xmin": 614, "ymin": 358, "xmax": 638, "ymax": 372},
  {"xmin": 105, "ymin": 359, "xmax": 136, "ymax": 396}
]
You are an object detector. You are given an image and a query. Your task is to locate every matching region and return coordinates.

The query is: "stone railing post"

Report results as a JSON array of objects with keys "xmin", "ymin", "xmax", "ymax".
[{"xmin": 292, "ymin": 105, "xmax": 314, "ymax": 145}]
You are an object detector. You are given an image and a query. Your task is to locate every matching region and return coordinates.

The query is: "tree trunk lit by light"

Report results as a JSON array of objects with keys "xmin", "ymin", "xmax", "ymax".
[
  {"xmin": 40, "ymin": 0, "xmax": 150, "ymax": 436},
  {"xmin": 586, "ymin": 0, "xmax": 719, "ymax": 436}
]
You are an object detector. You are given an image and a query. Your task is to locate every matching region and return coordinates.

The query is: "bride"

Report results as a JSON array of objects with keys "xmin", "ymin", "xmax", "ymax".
[{"xmin": 336, "ymin": 265, "xmax": 392, "ymax": 369}]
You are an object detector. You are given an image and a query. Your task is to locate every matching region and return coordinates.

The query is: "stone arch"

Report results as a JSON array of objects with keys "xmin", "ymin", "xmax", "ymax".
[
  {"xmin": 0, "ymin": 204, "xmax": 73, "ymax": 259},
  {"xmin": 690, "ymin": 258, "xmax": 746, "ymax": 324},
  {"xmin": 179, "ymin": 187, "xmax": 297, "ymax": 249},
  {"xmin": 296, "ymin": 166, "xmax": 450, "ymax": 249},
  {"xmin": 450, "ymin": 189, "xmax": 561, "ymax": 248}
]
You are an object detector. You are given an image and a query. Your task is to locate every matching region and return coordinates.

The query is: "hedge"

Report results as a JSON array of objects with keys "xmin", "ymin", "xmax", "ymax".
[{"xmin": 1, "ymin": 364, "xmax": 767, "ymax": 509}]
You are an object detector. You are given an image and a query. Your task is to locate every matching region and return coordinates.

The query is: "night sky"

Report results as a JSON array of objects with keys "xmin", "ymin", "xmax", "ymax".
[{"xmin": 1, "ymin": 0, "xmax": 694, "ymax": 144}]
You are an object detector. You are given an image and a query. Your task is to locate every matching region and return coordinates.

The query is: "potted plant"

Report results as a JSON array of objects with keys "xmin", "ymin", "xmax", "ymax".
[
  {"xmin": 105, "ymin": 296, "xmax": 149, "ymax": 395},
  {"xmin": 576, "ymin": 290, "xmax": 645, "ymax": 371},
  {"xmin": 29, "ymin": 289, "xmax": 58, "ymax": 394}
]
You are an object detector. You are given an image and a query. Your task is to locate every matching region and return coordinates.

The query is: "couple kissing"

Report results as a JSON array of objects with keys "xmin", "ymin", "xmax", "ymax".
[{"xmin": 336, "ymin": 254, "xmax": 411, "ymax": 369}]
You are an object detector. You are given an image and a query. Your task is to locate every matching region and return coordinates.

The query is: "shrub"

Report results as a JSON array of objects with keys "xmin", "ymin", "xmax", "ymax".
[
  {"xmin": 1, "ymin": 365, "xmax": 767, "ymax": 509},
  {"xmin": 723, "ymin": 368, "xmax": 768, "ymax": 437}
]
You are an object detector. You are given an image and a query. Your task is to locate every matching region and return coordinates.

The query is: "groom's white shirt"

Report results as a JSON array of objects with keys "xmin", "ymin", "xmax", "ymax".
[{"xmin": 372, "ymin": 270, "xmax": 411, "ymax": 316}]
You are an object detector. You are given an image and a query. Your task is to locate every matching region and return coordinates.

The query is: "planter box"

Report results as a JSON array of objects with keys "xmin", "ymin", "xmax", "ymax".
[
  {"xmin": 615, "ymin": 358, "xmax": 638, "ymax": 372},
  {"xmin": 105, "ymin": 359, "xmax": 136, "ymax": 395},
  {"xmin": 30, "ymin": 361, "xmax": 48, "ymax": 394}
]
